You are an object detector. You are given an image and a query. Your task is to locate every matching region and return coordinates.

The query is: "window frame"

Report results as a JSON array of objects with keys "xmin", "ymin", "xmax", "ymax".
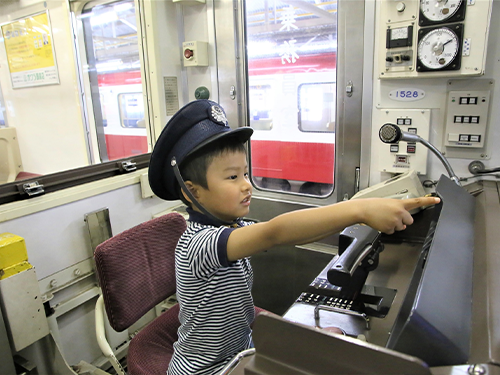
[{"xmin": 0, "ymin": 153, "xmax": 150, "ymax": 205}]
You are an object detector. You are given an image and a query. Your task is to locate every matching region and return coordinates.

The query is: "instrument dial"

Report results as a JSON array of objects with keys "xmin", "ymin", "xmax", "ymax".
[
  {"xmin": 417, "ymin": 27, "xmax": 460, "ymax": 71},
  {"xmin": 420, "ymin": 0, "xmax": 463, "ymax": 22}
]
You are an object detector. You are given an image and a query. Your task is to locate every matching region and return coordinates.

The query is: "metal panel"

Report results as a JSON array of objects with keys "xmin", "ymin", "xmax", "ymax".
[
  {"xmin": 387, "ymin": 176, "xmax": 476, "ymax": 366},
  {"xmin": 0, "ymin": 268, "xmax": 50, "ymax": 351},
  {"xmin": 212, "ymin": 0, "xmax": 242, "ymax": 128},
  {"xmin": 0, "ymin": 306, "xmax": 16, "ymax": 375},
  {"xmin": 247, "ymin": 312, "xmax": 431, "ymax": 375},
  {"xmin": 84, "ymin": 208, "xmax": 112, "ymax": 252},
  {"xmin": 469, "ymin": 180, "xmax": 500, "ymax": 365},
  {"xmin": 334, "ymin": 0, "xmax": 366, "ymax": 201}
]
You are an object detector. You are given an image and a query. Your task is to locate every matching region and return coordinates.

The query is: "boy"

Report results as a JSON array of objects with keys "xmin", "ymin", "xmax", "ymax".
[{"xmin": 148, "ymin": 99, "xmax": 439, "ymax": 375}]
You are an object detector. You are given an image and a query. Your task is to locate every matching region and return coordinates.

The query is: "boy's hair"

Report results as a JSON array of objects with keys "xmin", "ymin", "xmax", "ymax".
[{"xmin": 177, "ymin": 137, "xmax": 247, "ymax": 207}]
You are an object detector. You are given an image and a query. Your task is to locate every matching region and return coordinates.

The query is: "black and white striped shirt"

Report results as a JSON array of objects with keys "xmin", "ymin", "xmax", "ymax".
[{"xmin": 167, "ymin": 209, "xmax": 255, "ymax": 375}]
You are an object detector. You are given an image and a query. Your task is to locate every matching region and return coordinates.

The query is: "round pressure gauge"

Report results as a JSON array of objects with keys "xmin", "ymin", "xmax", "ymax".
[
  {"xmin": 417, "ymin": 25, "xmax": 462, "ymax": 71},
  {"xmin": 419, "ymin": 0, "xmax": 465, "ymax": 26}
]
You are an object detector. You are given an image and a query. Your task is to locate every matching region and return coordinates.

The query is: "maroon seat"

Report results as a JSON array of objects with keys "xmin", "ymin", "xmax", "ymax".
[
  {"xmin": 94, "ymin": 212, "xmax": 267, "ymax": 374},
  {"xmin": 15, "ymin": 171, "xmax": 42, "ymax": 181},
  {"xmin": 94, "ymin": 213, "xmax": 186, "ymax": 375}
]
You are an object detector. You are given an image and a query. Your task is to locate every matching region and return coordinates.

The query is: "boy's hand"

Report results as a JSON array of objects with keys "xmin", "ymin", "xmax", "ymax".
[{"xmin": 361, "ymin": 196, "xmax": 440, "ymax": 234}]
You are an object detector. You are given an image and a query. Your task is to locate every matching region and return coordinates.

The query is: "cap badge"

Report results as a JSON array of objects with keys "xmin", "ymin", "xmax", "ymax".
[{"xmin": 210, "ymin": 105, "xmax": 228, "ymax": 126}]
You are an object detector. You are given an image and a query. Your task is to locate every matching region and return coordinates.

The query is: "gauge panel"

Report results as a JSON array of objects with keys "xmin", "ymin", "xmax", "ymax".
[
  {"xmin": 416, "ymin": 24, "xmax": 463, "ymax": 72},
  {"xmin": 379, "ymin": 0, "xmax": 491, "ymax": 79},
  {"xmin": 386, "ymin": 25, "xmax": 414, "ymax": 49},
  {"xmin": 419, "ymin": 0, "xmax": 466, "ymax": 26}
]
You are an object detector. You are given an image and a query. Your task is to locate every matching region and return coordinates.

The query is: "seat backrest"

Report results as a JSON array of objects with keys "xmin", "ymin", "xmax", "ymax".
[{"xmin": 94, "ymin": 212, "xmax": 187, "ymax": 332}]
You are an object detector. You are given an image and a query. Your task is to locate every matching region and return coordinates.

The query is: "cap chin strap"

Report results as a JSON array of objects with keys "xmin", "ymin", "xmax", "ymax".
[{"xmin": 171, "ymin": 157, "xmax": 236, "ymax": 226}]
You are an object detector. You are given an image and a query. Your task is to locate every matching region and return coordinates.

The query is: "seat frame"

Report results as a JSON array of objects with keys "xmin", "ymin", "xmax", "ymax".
[{"xmin": 95, "ymin": 294, "xmax": 126, "ymax": 375}]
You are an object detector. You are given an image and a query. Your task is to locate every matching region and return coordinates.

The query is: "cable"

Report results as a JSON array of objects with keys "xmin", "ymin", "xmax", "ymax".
[
  {"xmin": 468, "ymin": 160, "xmax": 500, "ymax": 175},
  {"xmin": 423, "ymin": 180, "xmax": 438, "ymax": 188}
]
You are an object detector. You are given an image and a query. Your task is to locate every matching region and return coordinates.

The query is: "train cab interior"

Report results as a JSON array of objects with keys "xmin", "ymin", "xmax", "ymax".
[{"xmin": 0, "ymin": 0, "xmax": 500, "ymax": 374}]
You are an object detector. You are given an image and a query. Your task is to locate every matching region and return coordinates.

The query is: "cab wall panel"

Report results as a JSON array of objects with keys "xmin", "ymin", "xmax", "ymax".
[
  {"xmin": 0, "ymin": 184, "xmax": 175, "ymax": 280},
  {"xmin": 367, "ymin": 0, "xmax": 500, "ymax": 187}
]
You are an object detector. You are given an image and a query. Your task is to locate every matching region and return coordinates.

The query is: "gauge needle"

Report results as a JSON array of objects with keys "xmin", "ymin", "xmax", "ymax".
[{"xmin": 432, "ymin": 39, "xmax": 453, "ymax": 55}]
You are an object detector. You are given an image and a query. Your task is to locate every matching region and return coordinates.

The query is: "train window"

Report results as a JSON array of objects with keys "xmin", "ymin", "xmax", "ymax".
[
  {"xmin": 298, "ymin": 82, "xmax": 336, "ymax": 132},
  {"xmin": 245, "ymin": 1, "xmax": 337, "ymax": 197},
  {"xmin": 118, "ymin": 93, "xmax": 145, "ymax": 128},
  {"xmin": 249, "ymin": 85, "xmax": 273, "ymax": 131},
  {"xmin": 81, "ymin": 0, "xmax": 147, "ymax": 161}
]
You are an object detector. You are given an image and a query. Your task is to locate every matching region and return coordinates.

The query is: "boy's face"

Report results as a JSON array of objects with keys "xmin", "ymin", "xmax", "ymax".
[{"xmin": 193, "ymin": 150, "xmax": 252, "ymax": 222}]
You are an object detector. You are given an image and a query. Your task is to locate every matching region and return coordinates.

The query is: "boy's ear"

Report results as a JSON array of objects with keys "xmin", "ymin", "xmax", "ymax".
[{"xmin": 181, "ymin": 181, "xmax": 198, "ymax": 203}]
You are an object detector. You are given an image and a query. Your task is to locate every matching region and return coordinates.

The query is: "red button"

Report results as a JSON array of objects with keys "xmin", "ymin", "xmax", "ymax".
[{"xmin": 184, "ymin": 49, "xmax": 194, "ymax": 59}]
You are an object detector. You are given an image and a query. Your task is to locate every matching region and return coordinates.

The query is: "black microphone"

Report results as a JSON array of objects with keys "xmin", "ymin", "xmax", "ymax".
[
  {"xmin": 379, "ymin": 123, "xmax": 420, "ymax": 144},
  {"xmin": 379, "ymin": 123, "xmax": 461, "ymax": 186}
]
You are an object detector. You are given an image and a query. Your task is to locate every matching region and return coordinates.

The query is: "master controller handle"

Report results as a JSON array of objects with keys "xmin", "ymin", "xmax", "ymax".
[{"xmin": 327, "ymin": 225, "xmax": 383, "ymax": 289}]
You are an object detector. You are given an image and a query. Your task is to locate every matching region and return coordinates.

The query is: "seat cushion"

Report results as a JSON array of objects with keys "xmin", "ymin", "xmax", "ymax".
[
  {"xmin": 127, "ymin": 305, "xmax": 268, "ymax": 374},
  {"xmin": 128, "ymin": 304, "xmax": 180, "ymax": 375}
]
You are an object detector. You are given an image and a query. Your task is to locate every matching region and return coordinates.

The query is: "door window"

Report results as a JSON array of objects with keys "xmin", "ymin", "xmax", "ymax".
[{"xmin": 244, "ymin": 1, "xmax": 337, "ymax": 197}]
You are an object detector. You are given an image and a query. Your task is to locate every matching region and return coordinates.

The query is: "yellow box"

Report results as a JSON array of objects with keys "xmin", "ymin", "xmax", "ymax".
[
  {"xmin": 1, "ymin": 262, "xmax": 32, "ymax": 280},
  {"xmin": 0, "ymin": 233, "xmax": 28, "ymax": 272}
]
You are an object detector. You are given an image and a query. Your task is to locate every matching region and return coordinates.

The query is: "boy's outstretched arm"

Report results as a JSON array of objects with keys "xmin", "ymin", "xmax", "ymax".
[{"xmin": 226, "ymin": 196, "xmax": 440, "ymax": 261}]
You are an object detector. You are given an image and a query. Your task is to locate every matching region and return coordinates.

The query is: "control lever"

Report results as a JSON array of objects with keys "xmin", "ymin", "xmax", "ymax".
[{"xmin": 327, "ymin": 225, "xmax": 384, "ymax": 300}]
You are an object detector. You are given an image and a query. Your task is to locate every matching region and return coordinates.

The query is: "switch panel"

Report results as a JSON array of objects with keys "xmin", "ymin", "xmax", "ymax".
[
  {"xmin": 373, "ymin": 109, "xmax": 430, "ymax": 174},
  {"xmin": 182, "ymin": 41, "xmax": 208, "ymax": 67},
  {"xmin": 441, "ymin": 79, "xmax": 493, "ymax": 159},
  {"xmin": 444, "ymin": 90, "xmax": 490, "ymax": 149}
]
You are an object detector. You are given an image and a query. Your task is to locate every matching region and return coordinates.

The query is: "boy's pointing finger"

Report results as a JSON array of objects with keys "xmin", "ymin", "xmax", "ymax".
[{"xmin": 404, "ymin": 197, "xmax": 441, "ymax": 211}]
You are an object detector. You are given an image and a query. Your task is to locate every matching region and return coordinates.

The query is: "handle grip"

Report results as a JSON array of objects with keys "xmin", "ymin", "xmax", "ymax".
[{"xmin": 327, "ymin": 225, "xmax": 381, "ymax": 287}]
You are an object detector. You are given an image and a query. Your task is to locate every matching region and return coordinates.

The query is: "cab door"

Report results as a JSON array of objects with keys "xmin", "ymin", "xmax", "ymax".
[{"xmin": 213, "ymin": 0, "xmax": 366, "ymax": 313}]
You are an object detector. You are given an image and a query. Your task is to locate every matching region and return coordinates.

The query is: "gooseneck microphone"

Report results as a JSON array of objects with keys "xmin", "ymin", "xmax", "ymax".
[{"xmin": 379, "ymin": 123, "xmax": 461, "ymax": 186}]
